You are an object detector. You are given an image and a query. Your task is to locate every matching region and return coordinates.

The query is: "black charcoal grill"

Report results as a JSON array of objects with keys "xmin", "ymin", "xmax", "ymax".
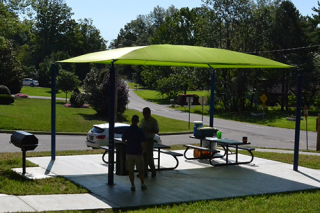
[{"xmin": 10, "ymin": 131, "xmax": 39, "ymax": 175}]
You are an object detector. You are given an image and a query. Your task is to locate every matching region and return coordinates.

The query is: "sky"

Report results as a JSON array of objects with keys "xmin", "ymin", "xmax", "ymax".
[{"xmin": 65, "ymin": 0, "xmax": 320, "ymax": 45}]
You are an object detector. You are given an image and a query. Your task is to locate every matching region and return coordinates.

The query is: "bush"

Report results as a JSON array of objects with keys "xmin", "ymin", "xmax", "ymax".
[
  {"xmin": 83, "ymin": 69, "xmax": 129, "ymax": 117},
  {"xmin": 70, "ymin": 89, "xmax": 85, "ymax": 107},
  {"xmin": 0, "ymin": 94, "xmax": 14, "ymax": 105},
  {"xmin": 15, "ymin": 93, "xmax": 28, "ymax": 98},
  {"xmin": 0, "ymin": 85, "xmax": 11, "ymax": 95},
  {"xmin": 6, "ymin": 79, "xmax": 22, "ymax": 94}
]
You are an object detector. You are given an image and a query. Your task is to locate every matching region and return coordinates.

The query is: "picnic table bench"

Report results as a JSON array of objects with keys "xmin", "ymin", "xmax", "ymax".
[
  {"xmin": 155, "ymin": 147, "xmax": 183, "ymax": 170},
  {"xmin": 183, "ymin": 144, "xmax": 222, "ymax": 160}
]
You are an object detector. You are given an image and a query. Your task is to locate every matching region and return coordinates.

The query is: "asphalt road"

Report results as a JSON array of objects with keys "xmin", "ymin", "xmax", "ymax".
[
  {"xmin": 0, "ymin": 89, "xmax": 317, "ymax": 153},
  {"xmin": 127, "ymin": 89, "xmax": 317, "ymax": 150}
]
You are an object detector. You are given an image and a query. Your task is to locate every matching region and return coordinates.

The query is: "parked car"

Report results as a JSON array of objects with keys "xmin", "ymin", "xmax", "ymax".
[
  {"xmin": 86, "ymin": 122, "xmax": 162, "ymax": 149},
  {"xmin": 23, "ymin": 78, "xmax": 39, "ymax": 87}
]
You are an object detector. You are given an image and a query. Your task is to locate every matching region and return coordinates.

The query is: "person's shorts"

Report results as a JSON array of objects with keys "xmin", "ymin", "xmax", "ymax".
[{"xmin": 126, "ymin": 154, "xmax": 144, "ymax": 172}]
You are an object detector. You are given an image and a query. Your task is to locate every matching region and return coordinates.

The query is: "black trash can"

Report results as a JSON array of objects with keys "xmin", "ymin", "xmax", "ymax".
[{"xmin": 115, "ymin": 142, "xmax": 128, "ymax": 176}]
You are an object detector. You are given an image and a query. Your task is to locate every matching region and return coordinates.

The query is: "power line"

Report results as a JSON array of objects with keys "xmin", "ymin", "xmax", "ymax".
[{"xmin": 245, "ymin": 44, "xmax": 320, "ymax": 54}]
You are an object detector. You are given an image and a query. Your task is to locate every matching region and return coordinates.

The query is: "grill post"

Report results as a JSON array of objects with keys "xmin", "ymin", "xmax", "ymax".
[
  {"xmin": 10, "ymin": 131, "xmax": 39, "ymax": 175},
  {"xmin": 22, "ymin": 149, "xmax": 26, "ymax": 175}
]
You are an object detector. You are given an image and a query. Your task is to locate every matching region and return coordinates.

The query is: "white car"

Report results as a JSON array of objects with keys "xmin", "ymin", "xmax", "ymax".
[
  {"xmin": 23, "ymin": 78, "xmax": 39, "ymax": 87},
  {"xmin": 86, "ymin": 122, "xmax": 162, "ymax": 149}
]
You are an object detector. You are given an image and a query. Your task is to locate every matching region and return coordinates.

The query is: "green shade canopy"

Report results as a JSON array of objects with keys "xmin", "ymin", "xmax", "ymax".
[
  {"xmin": 57, "ymin": 44, "xmax": 296, "ymax": 185},
  {"xmin": 59, "ymin": 44, "xmax": 292, "ymax": 68}
]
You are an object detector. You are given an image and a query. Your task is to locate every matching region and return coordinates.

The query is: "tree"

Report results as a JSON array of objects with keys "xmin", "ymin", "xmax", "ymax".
[
  {"xmin": 0, "ymin": 36, "xmax": 22, "ymax": 93},
  {"xmin": 151, "ymin": 7, "xmax": 198, "ymax": 45},
  {"xmin": 83, "ymin": 68, "xmax": 129, "ymax": 118},
  {"xmin": 56, "ymin": 69, "xmax": 80, "ymax": 103},
  {"xmin": 38, "ymin": 51, "xmax": 73, "ymax": 87},
  {"xmin": 157, "ymin": 76, "xmax": 184, "ymax": 100},
  {"xmin": 31, "ymin": 0, "xmax": 75, "ymax": 65},
  {"xmin": 110, "ymin": 5, "xmax": 177, "ymax": 48},
  {"xmin": 271, "ymin": 0, "xmax": 312, "ymax": 110}
]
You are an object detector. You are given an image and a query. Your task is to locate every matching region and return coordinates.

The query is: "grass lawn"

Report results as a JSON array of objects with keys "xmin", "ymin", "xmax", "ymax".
[
  {"xmin": 20, "ymin": 86, "xmax": 72, "ymax": 100},
  {"xmin": 0, "ymin": 98, "xmax": 192, "ymax": 133},
  {"xmin": 132, "ymin": 89, "xmax": 210, "ymax": 105},
  {"xmin": 175, "ymin": 104, "xmax": 316, "ymax": 131}
]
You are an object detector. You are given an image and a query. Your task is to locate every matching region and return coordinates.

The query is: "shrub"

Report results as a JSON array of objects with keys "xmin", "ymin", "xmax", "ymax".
[
  {"xmin": 0, "ymin": 85, "xmax": 11, "ymax": 95},
  {"xmin": 6, "ymin": 79, "xmax": 22, "ymax": 94},
  {"xmin": 70, "ymin": 89, "xmax": 85, "ymax": 107},
  {"xmin": 15, "ymin": 93, "xmax": 28, "ymax": 98},
  {"xmin": 0, "ymin": 94, "xmax": 14, "ymax": 105},
  {"xmin": 83, "ymin": 69, "xmax": 129, "ymax": 117}
]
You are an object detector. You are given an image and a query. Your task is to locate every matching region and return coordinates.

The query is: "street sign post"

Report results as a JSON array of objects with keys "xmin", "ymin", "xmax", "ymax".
[
  {"xmin": 260, "ymin": 94, "xmax": 268, "ymax": 123},
  {"xmin": 186, "ymin": 96, "xmax": 193, "ymax": 129},
  {"xmin": 304, "ymin": 105, "xmax": 308, "ymax": 150},
  {"xmin": 260, "ymin": 94, "xmax": 268, "ymax": 103},
  {"xmin": 199, "ymin": 96, "xmax": 207, "ymax": 121}
]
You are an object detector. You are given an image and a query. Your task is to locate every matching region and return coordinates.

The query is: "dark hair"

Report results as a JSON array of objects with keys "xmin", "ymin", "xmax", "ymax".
[
  {"xmin": 143, "ymin": 107, "xmax": 151, "ymax": 114},
  {"xmin": 132, "ymin": 115, "xmax": 139, "ymax": 121}
]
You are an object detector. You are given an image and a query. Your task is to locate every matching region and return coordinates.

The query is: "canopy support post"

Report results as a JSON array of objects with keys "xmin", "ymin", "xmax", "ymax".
[
  {"xmin": 108, "ymin": 61, "xmax": 116, "ymax": 185},
  {"xmin": 294, "ymin": 71, "xmax": 302, "ymax": 171},
  {"xmin": 209, "ymin": 66, "xmax": 215, "ymax": 127},
  {"xmin": 50, "ymin": 63, "xmax": 57, "ymax": 160}
]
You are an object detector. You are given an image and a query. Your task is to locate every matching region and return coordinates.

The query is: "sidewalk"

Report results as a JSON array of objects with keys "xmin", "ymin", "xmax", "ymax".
[{"xmin": 1, "ymin": 150, "xmax": 320, "ymax": 212}]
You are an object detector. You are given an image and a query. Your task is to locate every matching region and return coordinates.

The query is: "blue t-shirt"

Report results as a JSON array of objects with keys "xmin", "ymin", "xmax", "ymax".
[{"xmin": 122, "ymin": 125, "xmax": 146, "ymax": 155}]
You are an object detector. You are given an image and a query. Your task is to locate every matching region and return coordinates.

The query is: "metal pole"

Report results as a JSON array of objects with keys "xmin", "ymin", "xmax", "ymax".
[
  {"xmin": 188, "ymin": 99, "xmax": 191, "ymax": 129},
  {"xmin": 22, "ymin": 149, "xmax": 26, "ymax": 175},
  {"xmin": 209, "ymin": 66, "xmax": 215, "ymax": 127},
  {"xmin": 50, "ymin": 63, "xmax": 56, "ymax": 160},
  {"xmin": 293, "ymin": 72, "xmax": 302, "ymax": 171},
  {"xmin": 306, "ymin": 117, "xmax": 308, "ymax": 150},
  {"xmin": 108, "ymin": 61, "xmax": 116, "ymax": 185},
  {"xmin": 317, "ymin": 114, "xmax": 320, "ymax": 151},
  {"xmin": 202, "ymin": 102, "xmax": 204, "ymax": 122}
]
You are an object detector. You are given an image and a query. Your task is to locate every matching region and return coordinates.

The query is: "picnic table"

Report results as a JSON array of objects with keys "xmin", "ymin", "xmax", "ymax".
[
  {"xmin": 184, "ymin": 136, "xmax": 255, "ymax": 166},
  {"xmin": 153, "ymin": 143, "xmax": 183, "ymax": 170},
  {"xmin": 100, "ymin": 139, "xmax": 182, "ymax": 173}
]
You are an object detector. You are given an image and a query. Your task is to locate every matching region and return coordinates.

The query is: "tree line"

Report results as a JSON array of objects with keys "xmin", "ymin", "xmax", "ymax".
[
  {"xmin": 114, "ymin": 0, "xmax": 320, "ymax": 111},
  {"xmin": 1, "ymin": 0, "xmax": 320, "ymax": 113}
]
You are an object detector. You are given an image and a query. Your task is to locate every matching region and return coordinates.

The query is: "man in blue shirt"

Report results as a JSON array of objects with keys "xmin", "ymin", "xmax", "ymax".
[{"xmin": 122, "ymin": 115, "xmax": 147, "ymax": 191}]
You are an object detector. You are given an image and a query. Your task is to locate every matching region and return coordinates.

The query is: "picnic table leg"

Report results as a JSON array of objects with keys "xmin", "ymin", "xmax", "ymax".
[
  {"xmin": 236, "ymin": 145, "xmax": 238, "ymax": 164},
  {"xmin": 102, "ymin": 150, "xmax": 108, "ymax": 164},
  {"xmin": 226, "ymin": 145, "xmax": 229, "ymax": 164}
]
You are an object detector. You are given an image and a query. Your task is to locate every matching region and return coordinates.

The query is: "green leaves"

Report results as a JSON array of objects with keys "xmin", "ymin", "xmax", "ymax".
[{"xmin": 56, "ymin": 69, "xmax": 80, "ymax": 103}]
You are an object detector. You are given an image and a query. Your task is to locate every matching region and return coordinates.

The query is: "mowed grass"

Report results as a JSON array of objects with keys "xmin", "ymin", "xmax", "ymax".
[
  {"xmin": 176, "ymin": 105, "xmax": 317, "ymax": 131},
  {"xmin": 20, "ymin": 86, "xmax": 72, "ymax": 99},
  {"xmin": 132, "ymin": 87, "xmax": 210, "ymax": 105},
  {"xmin": 0, "ymin": 98, "xmax": 192, "ymax": 133},
  {"xmin": 0, "ymin": 151, "xmax": 90, "ymax": 195}
]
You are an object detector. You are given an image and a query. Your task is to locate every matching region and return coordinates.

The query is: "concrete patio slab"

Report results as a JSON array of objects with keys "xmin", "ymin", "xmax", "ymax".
[
  {"xmin": 11, "ymin": 167, "xmax": 57, "ymax": 179},
  {"xmin": 25, "ymin": 150, "xmax": 320, "ymax": 209}
]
